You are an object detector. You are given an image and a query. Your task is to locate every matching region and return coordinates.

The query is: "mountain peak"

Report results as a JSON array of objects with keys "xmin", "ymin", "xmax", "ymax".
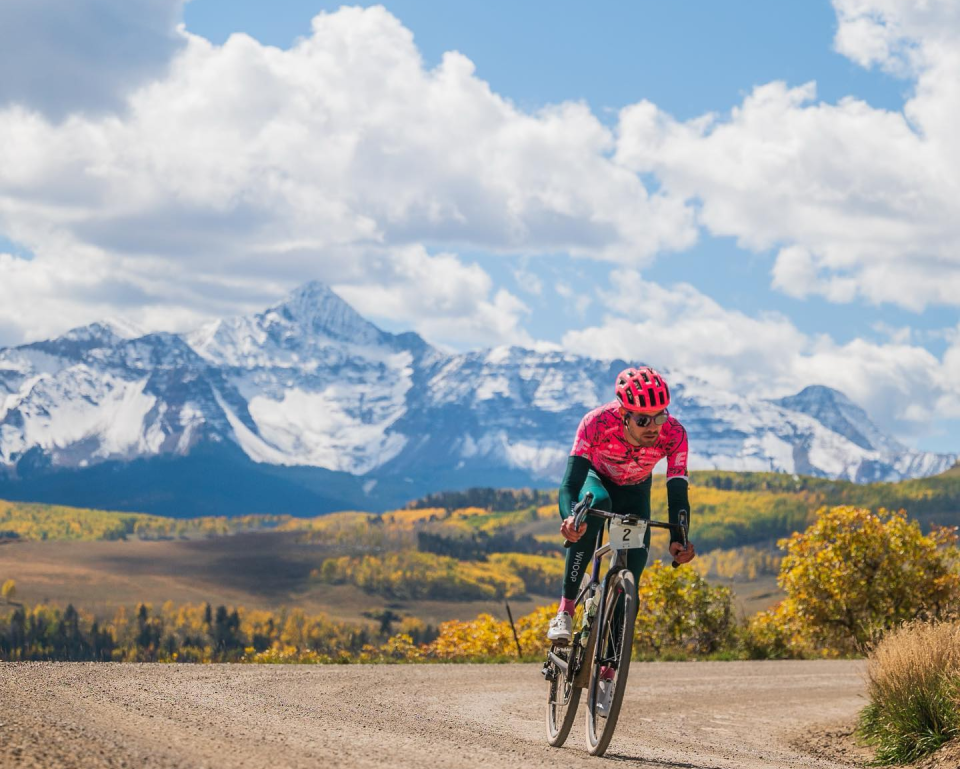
[
  {"xmin": 266, "ymin": 281, "xmax": 385, "ymax": 346},
  {"xmin": 785, "ymin": 385, "xmax": 855, "ymax": 408},
  {"xmin": 27, "ymin": 319, "xmax": 145, "ymax": 357},
  {"xmin": 61, "ymin": 322, "xmax": 123, "ymax": 345},
  {"xmin": 773, "ymin": 384, "xmax": 896, "ymax": 453},
  {"xmin": 62, "ymin": 319, "xmax": 143, "ymax": 345}
]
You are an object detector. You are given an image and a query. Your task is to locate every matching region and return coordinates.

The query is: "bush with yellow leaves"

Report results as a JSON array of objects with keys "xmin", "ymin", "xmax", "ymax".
[
  {"xmin": 633, "ymin": 560, "xmax": 737, "ymax": 657},
  {"xmin": 745, "ymin": 506, "xmax": 960, "ymax": 657}
]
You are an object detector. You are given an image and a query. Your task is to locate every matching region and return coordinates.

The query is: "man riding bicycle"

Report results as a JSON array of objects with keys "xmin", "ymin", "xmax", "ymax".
[{"xmin": 547, "ymin": 366, "xmax": 696, "ymax": 653}]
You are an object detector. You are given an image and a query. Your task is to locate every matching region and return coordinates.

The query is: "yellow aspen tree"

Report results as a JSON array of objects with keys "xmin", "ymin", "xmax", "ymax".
[{"xmin": 775, "ymin": 506, "xmax": 960, "ymax": 653}]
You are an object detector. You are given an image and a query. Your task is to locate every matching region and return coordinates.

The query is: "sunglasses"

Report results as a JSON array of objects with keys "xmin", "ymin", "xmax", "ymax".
[{"xmin": 629, "ymin": 410, "xmax": 668, "ymax": 428}]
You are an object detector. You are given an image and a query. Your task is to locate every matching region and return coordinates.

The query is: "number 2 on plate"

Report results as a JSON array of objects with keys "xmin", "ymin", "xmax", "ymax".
[{"xmin": 609, "ymin": 520, "xmax": 646, "ymax": 549}]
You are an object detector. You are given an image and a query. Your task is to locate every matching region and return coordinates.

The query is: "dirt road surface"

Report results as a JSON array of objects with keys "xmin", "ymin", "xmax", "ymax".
[{"xmin": 0, "ymin": 660, "xmax": 869, "ymax": 769}]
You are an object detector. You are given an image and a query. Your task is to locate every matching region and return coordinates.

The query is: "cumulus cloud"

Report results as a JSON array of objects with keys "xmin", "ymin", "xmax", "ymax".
[
  {"xmin": 332, "ymin": 246, "xmax": 532, "ymax": 350},
  {"xmin": 562, "ymin": 270, "xmax": 960, "ymax": 442},
  {"xmin": 832, "ymin": 0, "xmax": 960, "ymax": 75},
  {"xmin": 563, "ymin": 271, "xmax": 808, "ymax": 391},
  {"xmin": 512, "ymin": 267, "xmax": 543, "ymax": 296},
  {"xmin": 615, "ymin": 0, "xmax": 960, "ymax": 312},
  {"xmin": 0, "ymin": 0, "xmax": 187, "ymax": 120},
  {"xmin": 0, "ymin": 0, "xmax": 957, "ymax": 443},
  {"xmin": 0, "ymin": 5, "xmax": 700, "ymax": 346}
]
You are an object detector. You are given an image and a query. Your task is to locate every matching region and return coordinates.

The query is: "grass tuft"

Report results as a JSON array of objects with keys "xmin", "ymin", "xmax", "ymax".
[{"xmin": 858, "ymin": 620, "xmax": 960, "ymax": 764}]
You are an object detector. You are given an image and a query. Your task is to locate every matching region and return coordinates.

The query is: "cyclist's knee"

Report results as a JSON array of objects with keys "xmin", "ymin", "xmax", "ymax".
[{"xmin": 585, "ymin": 489, "xmax": 612, "ymax": 512}]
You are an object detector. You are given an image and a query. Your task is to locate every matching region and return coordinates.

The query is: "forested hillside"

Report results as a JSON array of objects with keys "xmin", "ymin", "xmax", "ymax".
[
  {"xmin": 0, "ymin": 499, "xmax": 290, "ymax": 541},
  {"xmin": 2, "ymin": 467, "xmax": 958, "ymax": 599}
]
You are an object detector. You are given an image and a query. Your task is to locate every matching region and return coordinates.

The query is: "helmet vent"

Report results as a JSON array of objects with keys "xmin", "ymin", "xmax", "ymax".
[{"xmin": 614, "ymin": 365, "xmax": 671, "ymax": 414}]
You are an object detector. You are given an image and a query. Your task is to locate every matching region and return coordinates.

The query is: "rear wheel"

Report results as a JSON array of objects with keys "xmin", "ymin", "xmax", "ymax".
[{"xmin": 585, "ymin": 569, "xmax": 636, "ymax": 756}]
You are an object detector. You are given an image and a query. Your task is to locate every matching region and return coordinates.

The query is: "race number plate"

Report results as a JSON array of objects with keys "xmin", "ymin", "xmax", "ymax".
[{"xmin": 608, "ymin": 520, "xmax": 648, "ymax": 550}]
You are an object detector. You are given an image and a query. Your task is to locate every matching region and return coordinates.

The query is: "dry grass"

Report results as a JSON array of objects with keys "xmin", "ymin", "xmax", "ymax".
[{"xmin": 860, "ymin": 620, "xmax": 960, "ymax": 763}]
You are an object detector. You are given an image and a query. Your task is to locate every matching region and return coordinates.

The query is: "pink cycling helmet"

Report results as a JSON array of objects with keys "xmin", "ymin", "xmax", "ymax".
[{"xmin": 615, "ymin": 366, "xmax": 670, "ymax": 413}]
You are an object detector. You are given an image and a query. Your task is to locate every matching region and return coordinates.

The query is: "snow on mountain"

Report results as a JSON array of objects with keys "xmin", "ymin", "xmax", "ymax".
[
  {"xmin": 186, "ymin": 281, "xmax": 433, "ymax": 474},
  {"xmin": 668, "ymin": 379, "xmax": 957, "ymax": 482},
  {"xmin": 187, "ymin": 281, "xmax": 412, "ymax": 368},
  {"xmin": 773, "ymin": 385, "xmax": 901, "ymax": 455},
  {"xmin": 0, "ymin": 283, "xmax": 955, "ymax": 495},
  {"xmin": 0, "ymin": 327, "xmax": 241, "ymax": 468}
]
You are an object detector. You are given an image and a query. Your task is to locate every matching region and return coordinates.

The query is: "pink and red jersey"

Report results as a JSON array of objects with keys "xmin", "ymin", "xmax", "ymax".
[{"xmin": 570, "ymin": 401, "xmax": 688, "ymax": 486}]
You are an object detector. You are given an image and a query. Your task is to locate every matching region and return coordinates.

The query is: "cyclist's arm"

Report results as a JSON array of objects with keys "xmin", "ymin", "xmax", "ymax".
[
  {"xmin": 559, "ymin": 410, "xmax": 598, "ymax": 520},
  {"xmin": 666, "ymin": 477, "xmax": 690, "ymax": 543},
  {"xmin": 558, "ymin": 455, "xmax": 592, "ymax": 520},
  {"xmin": 664, "ymin": 421, "xmax": 691, "ymax": 543}
]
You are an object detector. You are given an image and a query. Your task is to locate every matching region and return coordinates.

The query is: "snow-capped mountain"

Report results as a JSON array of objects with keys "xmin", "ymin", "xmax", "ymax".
[{"xmin": 0, "ymin": 282, "xmax": 955, "ymax": 515}]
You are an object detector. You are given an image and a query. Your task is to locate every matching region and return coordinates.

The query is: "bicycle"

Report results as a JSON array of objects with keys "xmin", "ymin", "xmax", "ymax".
[{"xmin": 541, "ymin": 492, "xmax": 688, "ymax": 756}]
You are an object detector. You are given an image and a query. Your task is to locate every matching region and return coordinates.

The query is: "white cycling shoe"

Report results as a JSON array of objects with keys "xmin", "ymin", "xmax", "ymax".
[
  {"xmin": 596, "ymin": 676, "xmax": 615, "ymax": 717},
  {"xmin": 546, "ymin": 612, "xmax": 573, "ymax": 644}
]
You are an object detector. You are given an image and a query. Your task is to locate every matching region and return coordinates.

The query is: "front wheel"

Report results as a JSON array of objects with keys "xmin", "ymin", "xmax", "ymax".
[
  {"xmin": 585, "ymin": 569, "xmax": 637, "ymax": 756},
  {"xmin": 546, "ymin": 594, "xmax": 590, "ymax": 746},
  {"xmin": 545, "ymin": 647, "xmax": 582, "ymax": 746}
]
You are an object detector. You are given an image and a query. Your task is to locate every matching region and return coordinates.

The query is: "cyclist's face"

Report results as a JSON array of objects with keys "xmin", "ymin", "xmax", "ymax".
[{"xmin": 622, "ymin": 410, "xmax": 664, "ymax": 446}]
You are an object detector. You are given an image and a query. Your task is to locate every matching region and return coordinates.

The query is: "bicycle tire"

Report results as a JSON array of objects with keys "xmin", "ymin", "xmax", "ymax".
[
  {"xmin": 585, "ymin": 569, "xmax": 637, "ymax": 757},
  {"xmin": 545, "ymin": 596, "xmax": 588, "ymax": 746},
  {"xmin": 546, "ymin": 657, "xmax": 581, "ymax": 746}
]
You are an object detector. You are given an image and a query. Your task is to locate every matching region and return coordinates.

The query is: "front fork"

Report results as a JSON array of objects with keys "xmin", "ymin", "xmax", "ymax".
[{"xmin": 592, "ymin": 544, "xmax": 639, "ymax": 672}]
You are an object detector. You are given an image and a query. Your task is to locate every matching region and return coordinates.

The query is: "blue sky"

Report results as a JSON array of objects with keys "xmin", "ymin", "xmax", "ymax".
[
  {"xmin": 185, "ymin": 0, "xmax": 907, "ymax": 117},
  {"xmin": 0, "ymin": 0, "xmax": 958, "ymax": 452},
  {"xmin": 181, "ymin": 0, "xmax": 949, "ymax": 345}
]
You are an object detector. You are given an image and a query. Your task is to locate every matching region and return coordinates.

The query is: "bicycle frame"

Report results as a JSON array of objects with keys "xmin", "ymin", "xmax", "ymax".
[
  {"xmin": 547, "ymin": 496, "xmax": 688, "ymax": 686},
  {"xmin": 544, "ymin": 493, "xmax": 690, "ymax": 753},
  {"xmin": 546, "ymin": 535, "xmax": 614, "ymax": 687}
]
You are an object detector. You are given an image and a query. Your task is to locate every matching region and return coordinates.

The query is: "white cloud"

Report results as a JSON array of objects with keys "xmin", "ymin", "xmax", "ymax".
[
  {"xmin": 555, "ymin": 281, "xmax": 592, "ymax": 318},
  {"xmin": 0, "ymin": 5, "xmax": 700, "ymax": 346},
  {"xmin": 563, "ymin": 270, "xmax": 807, "ymax": 391},
  {"xmin": 870, "ymin": 321, "xmax": 913, "ymax": 345},
  {"xmin": 615, "ymin": 0, "xmax": 960, "ymax": 311},
  {"xmin": 512, "ymin": 267, "xmax": 543, "ymax": 296},
  {"xmin": 0, "ymin": 0, "xmax": 187, "ymax": 120},
  {"xmin": 832, "ymin": 0, "xmax": 960, "ymax": 75},
  {"xmin": 0, "ymin": 0, "xmax": 956, "ymax": 451},
  {"xmin": 333, "ymin": 246, "xmax": 532, "ymax": 350},
  {"xmin": 562, "ymin": 270, "xmax": 960, "ymax": 443}
]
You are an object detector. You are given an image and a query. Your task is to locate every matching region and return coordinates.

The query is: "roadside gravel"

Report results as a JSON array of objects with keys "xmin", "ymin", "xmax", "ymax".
[{"xmin": 0, "ymin": 660, "xmax": 869, "ymax": 768}]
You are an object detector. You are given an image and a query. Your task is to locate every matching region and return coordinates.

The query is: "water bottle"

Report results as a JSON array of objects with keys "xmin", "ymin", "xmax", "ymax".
[
  {"xmin": 580, "ymin": 592, "xmax": 598, "ymax": 643},
  {"xmin": 586, "ymin": 592, "xmax": 598, "ymax": 619}
]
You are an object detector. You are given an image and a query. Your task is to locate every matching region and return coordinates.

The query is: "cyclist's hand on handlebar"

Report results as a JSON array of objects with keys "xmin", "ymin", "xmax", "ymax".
[
  {"xmin": 561, "ymin": 515, "xmax": 588, "ymax": 543},
  {"xmin": 670, "ymin": 540, "xmax": 696, "ymax": 564}
]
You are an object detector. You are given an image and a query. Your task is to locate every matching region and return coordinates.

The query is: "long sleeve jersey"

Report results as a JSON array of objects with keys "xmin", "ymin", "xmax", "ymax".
[{"xmin": 558, "ymin": 401, "xmax": 691, "ymax": 540}]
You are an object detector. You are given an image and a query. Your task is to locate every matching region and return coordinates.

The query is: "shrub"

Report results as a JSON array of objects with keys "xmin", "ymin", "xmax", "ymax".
[
  {"xmin": 859, "ymin": 620, "xmax": 960, "ymax": 763},
  {"xmin": 773, "ymin": 506, "xmax": 960, "ymax": 654},
  {"xmin": 429, "ymin": 613, "xmax": 518, "ymax": 660},
  {"xmin": 741, "ymin": 602, "xmax": 819, "ymax": 660},
  {"xmin": 634, "ymin": 560, "xmax": 738, "ymax": 657}
]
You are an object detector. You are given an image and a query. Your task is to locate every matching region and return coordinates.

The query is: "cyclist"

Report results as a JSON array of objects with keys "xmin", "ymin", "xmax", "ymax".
[{"xmin": 547, "ymin": 366, "xmax": 696, "ymax": 708}]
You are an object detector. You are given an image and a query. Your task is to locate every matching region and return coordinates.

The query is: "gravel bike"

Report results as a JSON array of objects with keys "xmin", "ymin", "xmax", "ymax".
[{"xmin": 542, "ymin": 492, "xmax": 688, "ymax": 756}]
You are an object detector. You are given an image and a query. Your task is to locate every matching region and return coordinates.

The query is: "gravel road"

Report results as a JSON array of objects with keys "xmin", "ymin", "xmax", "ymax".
[{"xmin": 0, "ymin": 660, "xmax": 869, "ymax": 769}]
